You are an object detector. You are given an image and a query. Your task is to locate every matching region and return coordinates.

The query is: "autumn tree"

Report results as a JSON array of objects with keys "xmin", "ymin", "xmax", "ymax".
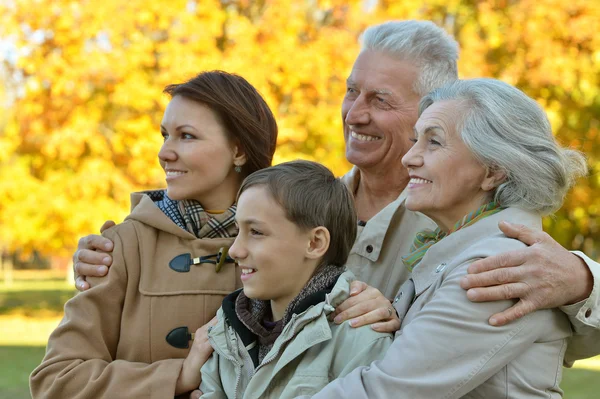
[{"xmin": 0, "ymin": 0, "xmax": 598, "ymax": 258}]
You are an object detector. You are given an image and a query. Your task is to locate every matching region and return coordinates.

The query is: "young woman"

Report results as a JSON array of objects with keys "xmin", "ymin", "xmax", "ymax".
[{"xmin": 30, "ymin": 71, "xmax": 278, "ymax": 398}]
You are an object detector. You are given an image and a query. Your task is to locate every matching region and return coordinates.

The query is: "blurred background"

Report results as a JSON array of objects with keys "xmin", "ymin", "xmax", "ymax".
[{"xmin": 0, "ymin": 0, "xmax": 599, "ymax": 397}]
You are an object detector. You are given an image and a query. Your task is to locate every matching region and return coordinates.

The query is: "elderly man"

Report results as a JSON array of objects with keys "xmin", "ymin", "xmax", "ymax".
[{"xmin": 74, "ymin": 18, "xmax": 599, "ymax": 379}]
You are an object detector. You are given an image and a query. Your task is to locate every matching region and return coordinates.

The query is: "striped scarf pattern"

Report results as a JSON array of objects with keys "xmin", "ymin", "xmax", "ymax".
[{"xmin": 401, "ymin": 202, "xmax": 503, "ymax": 271}]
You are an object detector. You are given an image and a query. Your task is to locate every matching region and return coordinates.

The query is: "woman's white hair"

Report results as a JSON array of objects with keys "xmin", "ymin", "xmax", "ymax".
[
  {"xmin": 419, "ymin": 78, "xmax": 588, "ymax": 215},
  {"xmin": 361, "ymin": 20, "xmax": 459, "ymax": 95}
]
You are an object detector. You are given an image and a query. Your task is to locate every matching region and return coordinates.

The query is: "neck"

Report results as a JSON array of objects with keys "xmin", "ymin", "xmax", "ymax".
[
  {"xmin": 193, "ymin": 174, "xmax": 242, "ymax": 210},
  {"xmin": 270, "ymin": 300, "xmax": 286, "ymax": 322},
  {"xmin": 354, "ymin": 167, "xmax": 409, "ymax": 221}
]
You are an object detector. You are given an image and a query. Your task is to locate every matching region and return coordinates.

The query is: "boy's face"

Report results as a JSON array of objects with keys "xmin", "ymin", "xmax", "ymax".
[{"xmin": 230, "ymin": 186, "xmax": 319, "ymax": 313}]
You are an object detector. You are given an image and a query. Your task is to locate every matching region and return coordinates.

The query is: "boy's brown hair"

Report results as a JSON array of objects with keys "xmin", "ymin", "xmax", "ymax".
[{"xmin": 238, "ymin": 160, "xmax": 357, "ymax": 268}]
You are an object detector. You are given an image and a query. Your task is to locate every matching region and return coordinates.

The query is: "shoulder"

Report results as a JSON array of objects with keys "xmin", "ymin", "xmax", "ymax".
[{"xmin": 329, "ymin": 319, "xmax": 393, "ymax": 347}]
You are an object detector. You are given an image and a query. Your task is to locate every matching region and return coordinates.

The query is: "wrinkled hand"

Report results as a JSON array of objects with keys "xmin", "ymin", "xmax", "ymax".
[
  {"xmin": 332, "ymin": 281, "xmax": 400, "ymax": 333},
  {"xmin": 73, "ymin": 220, "xmax": 116, "ymax": 291},
  {"xmin": 176, "ymin": 317, "xmax": 218, "ymax": 396},
  {"xmin": 460, "ymin": 221, "xmax": 593, "ymax": 326}
]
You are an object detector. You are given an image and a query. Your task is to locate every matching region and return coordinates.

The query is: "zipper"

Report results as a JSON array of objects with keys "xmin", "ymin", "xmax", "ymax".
[{"xmin": 209, "ymin": 326, "xmax": 244, "ymax": 399}]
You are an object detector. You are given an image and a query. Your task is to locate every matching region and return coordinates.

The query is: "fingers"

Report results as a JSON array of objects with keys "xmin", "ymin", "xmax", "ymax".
[
  {"xmin": 349, "ymin": 280, "xmax": 368, "ymax": 296},
  {"xmin": 467, "ymin": 250, "xmax": 526, "ymax": 274},
  {"xmin": 371, "ymin": 317, "xmax": 401, "ymax": 333},
  {"xmin": 334, "ymin": 285, "xmax": 382, "ymax": 316},
  {"xmin": 464, "ymin": 282, "xmax": 528, "ymax": 303},
  {"xmin": 497, "ymin": 221, "xmax": 547, "ymax": 246},
  {"xmin": 190, "ymin": 390, "xmax": 202, "ymax": 399},
  {"xmin": 73, "ymin": 251, "xmax": 110, "ymax": 279},
  {"xmin": 77, "ymin": 234, "xmax": 114, "ymax": 252},
  {"xmin": 343, "ymin": 305, "xmax": 398, "ymax": 329},
  {"xmin": 100, "ymin": 220, "xmax": 116, "ymax": 233},
  {"xmin": 488, "ymin": 300, "xmax": 537, "ymax": 326},
  {"xmin": 461, "ymin": 266, "xmax": 526, "ymax": 290},
  {"xmin": 75, "ymin": 276, "xmax": 90, "ymax": 292}
]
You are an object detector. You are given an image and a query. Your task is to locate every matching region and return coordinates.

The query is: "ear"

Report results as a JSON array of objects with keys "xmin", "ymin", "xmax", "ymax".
[
  {"xmin": 232, "ymin": 140, "xmax": 247, "ymax": 167},
  {"xmin": 305, "ymin": 226, "xmax": 330, "ymax": 261},
  {"xmin": 481, "ymin": 167, "xmax": 506, "ymax": 192}
]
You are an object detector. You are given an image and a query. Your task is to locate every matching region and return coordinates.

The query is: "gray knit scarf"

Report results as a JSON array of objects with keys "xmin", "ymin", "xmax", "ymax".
[{"xmin": 235, "ymin": 263, "xmax": 344, "ymax": 363}]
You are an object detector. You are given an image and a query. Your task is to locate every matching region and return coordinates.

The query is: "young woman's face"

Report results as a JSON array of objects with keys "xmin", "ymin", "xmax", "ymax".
[{"xmin": 158, "ymin": 95, "xmax": 245, "ymax": 209}]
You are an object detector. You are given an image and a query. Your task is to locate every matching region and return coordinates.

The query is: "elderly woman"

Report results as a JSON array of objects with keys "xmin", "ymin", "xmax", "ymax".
[{"xmin": 306, "ymin": 78, "xmax": 587, "ymax": 398}]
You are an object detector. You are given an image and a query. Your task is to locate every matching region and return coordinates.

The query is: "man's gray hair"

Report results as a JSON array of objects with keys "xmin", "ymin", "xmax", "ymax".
[
  {"xmin": 361, "ymin": 20, "xmax": 459, "ymax": 95},
  {"xmin": 419, "ymin": 78, "xmax": 588, "ymax": 215}
]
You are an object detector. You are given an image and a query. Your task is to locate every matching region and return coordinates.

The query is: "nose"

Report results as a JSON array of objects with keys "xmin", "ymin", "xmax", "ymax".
[
  {"xmin": 344, "ymin": 94, "xmax": 370, "ymax": 127},
  {"xmin": 228, "ymin": 234, "xmax": 247, "ymax": 262},
  {"xmin": 401, "ymin": 141, "xmax": 423, "ymax": 170},
  {"xmin": 158, "ymin": 136, "xmax": 177, "ymax": 164}
]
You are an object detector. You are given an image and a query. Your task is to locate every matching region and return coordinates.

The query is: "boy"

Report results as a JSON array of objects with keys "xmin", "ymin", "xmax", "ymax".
[{"xmin": 199, "ymin": 160, "xmax": 393, "ymax": 398}]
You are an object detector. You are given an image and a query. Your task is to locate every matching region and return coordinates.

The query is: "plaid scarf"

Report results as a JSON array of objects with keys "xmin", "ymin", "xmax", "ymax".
[
  {"xmin": 401, "ymin": 202, "xmax": 503, "ymax": 271},
  {"xmin": 147, "ymin": 190, "xmax": 238, "ymax": 239}
]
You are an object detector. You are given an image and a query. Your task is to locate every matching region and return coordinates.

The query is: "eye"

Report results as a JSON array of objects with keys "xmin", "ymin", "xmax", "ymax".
[
  {"xmin": 161, "ymin": 131, "xmax": 168, "ymax": 141},
  {"xmin": 346, "ymin": 87, "xmax": 356, "ymax": 94},
  {"xmin": 409, "ymin": 138, "xmax": 418, "ymax": 144},
  {"xmin": 429, "ymin": 139, "xmax": 441, "ymax": 146},
  {"xmin": 250, "ymin": 228, "xmax": 263, "ymax": 236},
  {"xmin": 181, "ymin": 133, "xmax": 196, "ymax": 140}
]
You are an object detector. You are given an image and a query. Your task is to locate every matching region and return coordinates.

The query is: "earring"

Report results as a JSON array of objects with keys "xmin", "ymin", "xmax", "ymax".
[{"xmin": 234, "ymin": 165, "xmax": 242, "ymax": 173}]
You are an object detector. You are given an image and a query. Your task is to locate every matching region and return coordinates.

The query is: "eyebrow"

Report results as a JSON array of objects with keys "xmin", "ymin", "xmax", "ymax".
[
  {"xmin": 413, "ymin": 125, "xmax": 444, "ymax": 136},
  {"xmin": 235, "ymin": 217, "xmax": 265, "ymax": 226},
  {"xmin": 346, "ymin": 79, "xmax": 393, "ymax": 96},
  {"xmin": 160, "ymin": 124, "xmax": 198, "ymax": 131}
]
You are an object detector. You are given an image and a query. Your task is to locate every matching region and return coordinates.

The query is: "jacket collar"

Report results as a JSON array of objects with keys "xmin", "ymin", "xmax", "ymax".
[
  {"xmin": 341, "ymin": 166, "xmax": 409, "ymax": 262},
  {"xmin": 125, "ymin": 192, "xmax": 197, "ymax": 239},
  {"xmin": 411, "ymin": 208, "xmax": 542, "ymax": 296}
]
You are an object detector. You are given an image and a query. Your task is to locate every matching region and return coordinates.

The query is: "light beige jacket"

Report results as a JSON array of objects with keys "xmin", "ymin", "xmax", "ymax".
[
  {"xmin": 200, "ymin": 271, "xmax": 392, "ymax": 399},
  {"xmin": 341, "ymin": 166, "xmax": 600, "ymax": 365},
  {"xmin": 30, "ymin": 192, "xmax": 242, "ymax": 399},
  {"xmin": 305, "ymin": 208, "xmax": 572, "ymax": 398}
]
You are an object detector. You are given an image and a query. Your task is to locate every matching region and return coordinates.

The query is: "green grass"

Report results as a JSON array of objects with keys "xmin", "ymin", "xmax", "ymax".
[
  {"xmin": 0, "ymin": 346, "xmax": 45, "ymax": 399},
  {"xmin": 0, "ymin": 273, "xmax": 75, "ymax": 318}
]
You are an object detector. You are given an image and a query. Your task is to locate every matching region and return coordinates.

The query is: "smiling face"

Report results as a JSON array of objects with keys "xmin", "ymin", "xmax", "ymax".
[
  {"xmin": 401, "ymin": 100, "xmax": 497, "ymax": 231},
  {"xmin": 158, "ymin": 95, "xmax": 246, "ymax": 210},
  {"xmin": 229, "ymin": 186, "xmax": 323, "ymax": 320},
  {"xmin": 342, "ymin": 50, "xmax": 422, "ymax": 175}
]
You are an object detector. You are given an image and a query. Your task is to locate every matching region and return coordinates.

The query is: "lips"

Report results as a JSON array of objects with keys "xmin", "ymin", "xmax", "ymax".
[
  {"xmin": 409, "ymin": 177, "xmax": 432, "ymax": 184},
  {"xmin": 241, "ymin": 268, "xmax": 256, "ymax": 275},
  {"xmin": 350, "ymin": 130, "xmax": 381, "ymax": 142}
]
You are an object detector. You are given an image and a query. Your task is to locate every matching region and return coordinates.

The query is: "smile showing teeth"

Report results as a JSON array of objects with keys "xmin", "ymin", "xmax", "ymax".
[
  {"xmin": 351, "ymin": 130, "xmax": 380, "ymax": 142},
  {"xmin": 241, "ymin": 268, "xmax": 256, "ymax": 275},
  {"xmin": 410, "ymin": 177, "xmax": 432, "ymax": 184},
  {"xmin": 166, "ymin": 170, "xmax": 186, "ymax": 177}
]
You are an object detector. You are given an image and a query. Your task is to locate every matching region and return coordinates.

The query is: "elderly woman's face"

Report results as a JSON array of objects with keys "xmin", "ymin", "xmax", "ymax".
[{"xmin": 401, "ymin": 100, "xmax": 496, "ymax": 231}]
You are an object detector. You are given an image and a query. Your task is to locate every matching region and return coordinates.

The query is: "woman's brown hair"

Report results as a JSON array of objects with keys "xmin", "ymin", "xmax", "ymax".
[{"xmin": 164, "ymin": 71, "xmax": 278, "ymax": 175}]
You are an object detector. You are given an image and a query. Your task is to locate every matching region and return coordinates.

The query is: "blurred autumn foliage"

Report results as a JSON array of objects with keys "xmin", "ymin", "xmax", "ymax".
[{"xmin": 0, "ymin": 0, "xmax": 598, "ymax": 258}]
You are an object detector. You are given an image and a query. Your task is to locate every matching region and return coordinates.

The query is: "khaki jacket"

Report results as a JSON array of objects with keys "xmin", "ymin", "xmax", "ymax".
[
  {"xmin": 199, "ymin": 271, "xmax": 393, "ymax": 399},
  {"xmin": 305, "ymin": 208, "xmax": 572, "ymax": 398},
  {"xmin": 30, "ymin": 192, "xmax": 242, "ymax": 399}
]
